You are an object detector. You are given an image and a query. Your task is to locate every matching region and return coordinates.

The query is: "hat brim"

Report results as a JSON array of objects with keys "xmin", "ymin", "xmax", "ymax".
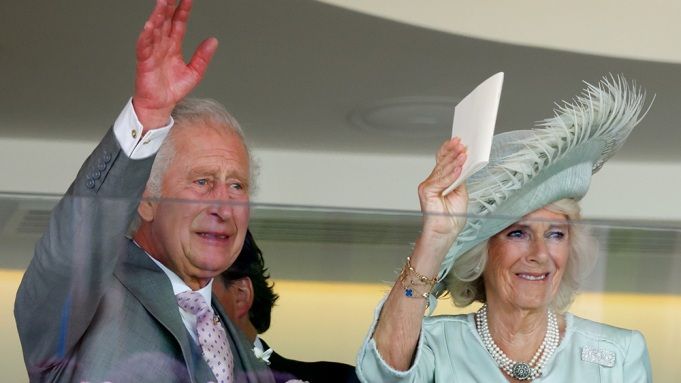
[{"xmin": 433, "ymin": 75, "xmax": 649, "ymax": 296}]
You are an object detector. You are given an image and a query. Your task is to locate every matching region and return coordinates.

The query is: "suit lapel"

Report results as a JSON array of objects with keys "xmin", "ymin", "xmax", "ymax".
[
  {"xmin": 213, "ymin": 297, "xmax": 275, "ymax": 383},
  {"xmin": 258, "ymin": 339, "xmax": 298, "ymax": 383},
  {"xmin": 115, "ymin": 241, "xmax": 216, "ymax": 383}
]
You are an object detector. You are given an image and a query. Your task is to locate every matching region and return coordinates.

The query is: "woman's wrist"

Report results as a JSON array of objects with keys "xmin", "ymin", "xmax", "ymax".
[
  {"xmin": 417, "ymin": 229, "xmax": 458, "ymax": 253},
  {"xmin": 409, "ymin": 234, "xmax": 453, "ymax": 277}
]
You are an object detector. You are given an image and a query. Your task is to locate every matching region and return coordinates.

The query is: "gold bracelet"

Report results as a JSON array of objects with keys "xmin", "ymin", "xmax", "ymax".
[
  {"xmin": 400, "ymin": 276, "xmax": 432, "ymax": 299},
  {"xmin": 399, "ymin": 257, "xmax": 438, "ymax": 299},
  {"xmin": 405, "ymin": 256, "xmax": 438, "ymax": 286}
]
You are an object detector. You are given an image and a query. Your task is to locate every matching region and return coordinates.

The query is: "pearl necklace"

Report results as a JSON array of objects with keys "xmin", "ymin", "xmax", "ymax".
[{"xmin": 475, "ymin": 304, "xmax": 559, "ymax": 381}]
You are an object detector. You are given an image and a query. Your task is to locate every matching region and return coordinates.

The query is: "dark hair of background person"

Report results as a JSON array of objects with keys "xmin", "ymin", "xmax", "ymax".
[{"xmin": 219, "ymin": 230, "xmax": 279, "ymax": 333}]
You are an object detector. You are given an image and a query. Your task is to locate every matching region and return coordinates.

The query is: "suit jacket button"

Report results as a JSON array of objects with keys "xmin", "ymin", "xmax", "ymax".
[
  {"xmin": 97, "ymin": 161, "xmax": 107, "ymax": 171},
  {"xmin": 103, "ymin": 152, "xmax": 112, "ymax": 163},
  {"xmin": 86, "ymin": 179, "xmax": 96, "ymax": 189},
  {"xmin": 92, "ymin": 170, "xmax": 101, "ymax": 180}
]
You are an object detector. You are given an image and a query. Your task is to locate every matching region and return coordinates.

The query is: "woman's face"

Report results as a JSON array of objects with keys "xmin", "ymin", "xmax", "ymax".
[{"xmin": 483, "ymin": 207, "xmax": 570, "ymax": 311}]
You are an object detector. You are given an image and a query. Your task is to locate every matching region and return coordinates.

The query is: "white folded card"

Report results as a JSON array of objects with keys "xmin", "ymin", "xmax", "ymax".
[{"xmin": 443, "ymin": 72, "xmax": 504, "ymax": 196}]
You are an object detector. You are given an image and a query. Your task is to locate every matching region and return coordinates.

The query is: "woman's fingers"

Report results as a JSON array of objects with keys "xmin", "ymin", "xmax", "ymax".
[
  {"xmin": 439, "ymin": 150, "xmax": 467, "ymax": 184},
  {"xmin": 435, "ymin": 137, "xmax": 461, "ymax": 162},
  {"xmin": 428, "ymin": 139, "xmax": 467, "ymax": 185}
]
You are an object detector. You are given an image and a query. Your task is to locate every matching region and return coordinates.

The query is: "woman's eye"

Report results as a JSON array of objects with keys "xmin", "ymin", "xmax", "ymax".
[
  {"xmin": 547, "ymin": 231, "xmax": 565, "ymax": 239},
  {"xmin": 507, "ymin": 230, "xmax": 525, "ymax": 239}
]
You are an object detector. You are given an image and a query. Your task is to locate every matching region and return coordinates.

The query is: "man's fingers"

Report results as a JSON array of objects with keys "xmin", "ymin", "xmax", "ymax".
[
  {"xmin": 161, "ymin": 8, "xmax": 174, "ymax": 39},
  {"xmin": 136, "ymin": 0, "xmax": 169, "ymax": 61},
  {"xmin": 170, "ymin": 0, "xmax": 193, "ymax": 46},
  {"xmin": 151, "ymin": 25, "xmax": 163, "ymax": 56},
  {"xmin": 148, "ymin": 0, "xmax": 169, "ymax": 29},
  {"xmin": 187, "ymin": 37, "xmax": 219, "ymax": 79},
  {"xmin": 136, "ymin": 19, "xmax": 157, "ymax": 61}
]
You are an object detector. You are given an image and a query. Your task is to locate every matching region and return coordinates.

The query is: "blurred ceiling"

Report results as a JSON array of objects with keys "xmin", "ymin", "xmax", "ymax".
[
  {"xmin": 320, "ymin": 0, "xmax": 681, "ymax": 64},
  {"xmin": 0, "ymin": 0, "xmax": 679, "ymax": 161}
]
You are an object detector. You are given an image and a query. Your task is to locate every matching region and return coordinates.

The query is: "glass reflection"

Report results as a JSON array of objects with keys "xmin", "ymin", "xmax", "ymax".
[{"xmin": 1, "ymin": 193, "xmax": 679, "ymax": 381}]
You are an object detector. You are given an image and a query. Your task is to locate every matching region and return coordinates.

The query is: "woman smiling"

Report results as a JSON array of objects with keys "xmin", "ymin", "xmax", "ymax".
[{"xmin": 356, "ymin": 76, "xmax": 652, "ymax": 382}]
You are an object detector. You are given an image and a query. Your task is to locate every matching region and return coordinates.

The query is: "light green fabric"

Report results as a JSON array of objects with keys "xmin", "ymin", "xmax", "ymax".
[
  {"xmin": 357, "ymin": 303, "xmax": 652, "ymax": 382},
  {"xmin": 434, "ymin": 77, "xmax": 649, "ymax": 297}
]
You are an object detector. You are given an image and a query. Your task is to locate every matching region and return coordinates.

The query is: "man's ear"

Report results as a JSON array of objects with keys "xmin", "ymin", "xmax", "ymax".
[
  {"xmin": 232, "ymin": 277, "xmax": 255, "ymax": 319},
  {"xmin": 137, "ymin": 190, "xmax": 156, "ymax": 222}
]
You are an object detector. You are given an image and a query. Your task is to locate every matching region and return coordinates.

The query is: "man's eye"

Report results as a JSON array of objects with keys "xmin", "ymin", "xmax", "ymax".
[
  {"xmin": 230, "ymin": 183, "xmax": 243, "ymax": 191},
  {"xmin": 195, "ymin": 179, "xmax": 209, "ymax": 186}
]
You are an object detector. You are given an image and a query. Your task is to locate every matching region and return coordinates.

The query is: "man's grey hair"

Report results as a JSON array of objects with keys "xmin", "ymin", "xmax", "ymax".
[
  {"xmin": 129, "ymin": 98, "xmax": 258, "ymax": 235},
  {"xmin": 445, "ymin": 198, "xmax": 598, "ymax": 313},
  {"xmin": 145, "ymin": 97, "xmax": 258, "ymax": 197}
]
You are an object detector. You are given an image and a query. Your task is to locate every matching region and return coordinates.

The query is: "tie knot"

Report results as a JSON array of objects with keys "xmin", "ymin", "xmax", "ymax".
[{"xmin": 176, "ymin": 291, "xmax": 212, "ymax": 317}]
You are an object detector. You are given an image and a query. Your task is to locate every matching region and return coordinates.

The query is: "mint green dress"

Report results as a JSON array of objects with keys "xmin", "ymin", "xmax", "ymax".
[{"xmin": 357, "ymin": 303, "xmax": 652, "ymax": 382}]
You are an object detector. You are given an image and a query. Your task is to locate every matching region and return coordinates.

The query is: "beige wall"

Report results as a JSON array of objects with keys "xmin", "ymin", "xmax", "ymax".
[
  {"xmin": 0, "ymin": 271, "xmax": 25, "ymax": 382},
  {"xmin": 3, "ymin": 272, "xmax": 680, "ymax": 381},
  {"xmin": 271, "ymin": 282, "xmax": 680, "ymax": 379}
]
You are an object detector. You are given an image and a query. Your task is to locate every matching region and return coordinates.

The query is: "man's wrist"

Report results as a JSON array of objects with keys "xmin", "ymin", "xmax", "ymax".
[
  {"xmin": 132, "ymin": 99, "xmax": 174, "ymax": 132},
  {"xmin": 114, "ymin": 98, "xmax": 173, "ymax": 159}
]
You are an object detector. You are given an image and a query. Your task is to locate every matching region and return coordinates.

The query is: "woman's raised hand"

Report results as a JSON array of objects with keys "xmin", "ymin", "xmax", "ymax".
[
  {"xmin": 372, "ymin": 137, "xmax": 469, "ymax": 371},
  {"xmin": 417, "ymin": 137, "xmax": 469, "ymax": 249}
]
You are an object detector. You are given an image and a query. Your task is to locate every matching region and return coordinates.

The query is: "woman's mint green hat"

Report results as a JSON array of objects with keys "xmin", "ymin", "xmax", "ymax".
[{"xmin": 433, "ymin": 75, "xmax": 651, "ymax": 298}]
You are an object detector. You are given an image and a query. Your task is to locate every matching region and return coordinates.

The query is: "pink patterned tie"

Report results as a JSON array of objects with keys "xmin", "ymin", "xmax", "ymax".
[{"xmin": 176, "ymin": 291, "xmax": 234, "ymax": 383}]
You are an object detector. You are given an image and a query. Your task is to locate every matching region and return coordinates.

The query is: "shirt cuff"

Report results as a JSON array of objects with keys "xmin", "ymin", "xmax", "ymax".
[{"xmin": 113, "ymin": 98, "xmax": 173, "ymax": 159}]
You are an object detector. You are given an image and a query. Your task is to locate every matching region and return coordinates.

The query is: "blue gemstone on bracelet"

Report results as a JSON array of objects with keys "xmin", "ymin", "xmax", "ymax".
[{"xmin": 405, "ymin": 288, "xmax": 413, "ymax": 297}]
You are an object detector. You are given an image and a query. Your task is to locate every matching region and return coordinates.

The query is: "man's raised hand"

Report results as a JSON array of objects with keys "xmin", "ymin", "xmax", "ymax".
[{"xmin": 133, "ymin": 0, "xmax": 218, "ymax": 131}]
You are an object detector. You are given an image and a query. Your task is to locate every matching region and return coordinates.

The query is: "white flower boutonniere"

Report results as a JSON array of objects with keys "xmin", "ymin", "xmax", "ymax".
[{"xmin": 253, "ymin": 346, "xmax": 273, "ymax": 365}]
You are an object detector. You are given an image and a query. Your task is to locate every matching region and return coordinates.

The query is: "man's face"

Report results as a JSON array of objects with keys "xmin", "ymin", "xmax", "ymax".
[{"xmin": 139, "ymin": 120, "xmax": 250, "ymax": 289}]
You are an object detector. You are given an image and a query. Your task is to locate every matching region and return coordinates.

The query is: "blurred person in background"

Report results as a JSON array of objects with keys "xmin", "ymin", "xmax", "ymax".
[{"xmin": 215, "ymin": 230, "xmax": 360, "ymax": 383}]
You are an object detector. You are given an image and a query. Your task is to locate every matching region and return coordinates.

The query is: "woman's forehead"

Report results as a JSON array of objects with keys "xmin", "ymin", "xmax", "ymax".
[{"xmin": 519, "ymin": 208, "xmax": 568, "ymax": 225}]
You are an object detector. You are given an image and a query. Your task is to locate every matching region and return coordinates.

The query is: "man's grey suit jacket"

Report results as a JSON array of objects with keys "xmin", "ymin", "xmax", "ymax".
[{"xmin": 15, "ymin": 128, "xmax": 274, "ymax": 382}]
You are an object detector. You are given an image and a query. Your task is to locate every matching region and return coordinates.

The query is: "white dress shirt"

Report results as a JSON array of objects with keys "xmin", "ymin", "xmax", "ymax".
[
  {"xmin": 113, "ymin": 98, "xmax": 173, "ymax": 159},
  {"xmin": 147, "ymin": 254, "xmax": 214, "ymax": 345}
]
